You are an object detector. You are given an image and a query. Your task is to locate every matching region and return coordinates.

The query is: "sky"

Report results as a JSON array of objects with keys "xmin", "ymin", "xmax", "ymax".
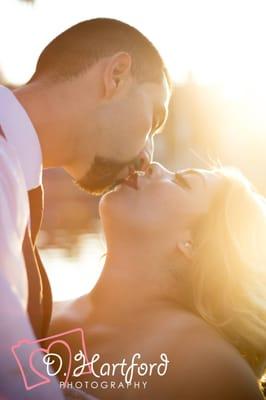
[{"xmin": 1, "ymin": 0, "xmax": 266, "ymax": 104}]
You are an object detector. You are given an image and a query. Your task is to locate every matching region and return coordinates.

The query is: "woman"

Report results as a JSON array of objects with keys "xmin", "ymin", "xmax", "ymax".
[{"xmin": 50, "ymin": 163, "xmax": 266, "ymax": 400}]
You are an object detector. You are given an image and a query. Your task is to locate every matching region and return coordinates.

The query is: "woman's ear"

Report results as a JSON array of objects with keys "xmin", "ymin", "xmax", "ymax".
[
  {"xmin": 103, "ymin": 52, "xmax": 132, "ymax": 98},
  {"xmin": 176, "ymin": 230, "xmax": 193, "ymax": 259}
]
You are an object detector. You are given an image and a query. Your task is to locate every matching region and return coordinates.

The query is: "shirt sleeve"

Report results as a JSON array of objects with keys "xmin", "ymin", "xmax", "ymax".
[
  {"xmin": 0, "ymin": 135, "xmax": 29, "ymax": 309},
  {"xmin": 0, "ymin": 137, "xmax": 65, "ymax": 399}
]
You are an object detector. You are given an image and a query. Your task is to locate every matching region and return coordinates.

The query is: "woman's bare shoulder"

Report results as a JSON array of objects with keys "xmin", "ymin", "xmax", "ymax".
[
  {"xmin": 151, "ymin": 308, "xmax": 245, "ymax": 365},
  {"xmin": 148, "ymin": 309, "xmax": 263, "ymax": 399},
  {"xmin": 49, "ymin": 294, "xmax": 91, "ymax": 335}
]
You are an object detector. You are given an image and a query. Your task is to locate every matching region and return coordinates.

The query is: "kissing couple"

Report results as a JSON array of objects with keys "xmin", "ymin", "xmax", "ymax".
[{"xmin": 0, "ymin": 18, "xmax": 265, "ymax": 400}]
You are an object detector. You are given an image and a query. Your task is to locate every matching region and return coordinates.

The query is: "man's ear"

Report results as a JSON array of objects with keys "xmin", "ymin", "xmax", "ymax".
[
  {"xmin": 103, "ymin": 52, "xmax": 132, "ymax": 98},
  {"xmin": 176, "ymin": 230, "xmax": 193, "ymax": 260}
]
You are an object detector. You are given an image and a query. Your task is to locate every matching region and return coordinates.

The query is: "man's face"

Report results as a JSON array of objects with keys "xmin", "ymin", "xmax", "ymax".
[{"xmin": 76, "ymin": 77, "xmax": 170, "ymax": 195}]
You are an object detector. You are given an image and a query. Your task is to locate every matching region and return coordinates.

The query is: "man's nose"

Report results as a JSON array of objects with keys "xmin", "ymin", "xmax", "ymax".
[
  {"xmin": 133, "ymin": 140, "xmax": 154, "ymax": 171},
  {"xmin": 136, "ymin": 149, "xmax": 152, "ymax": 171}
]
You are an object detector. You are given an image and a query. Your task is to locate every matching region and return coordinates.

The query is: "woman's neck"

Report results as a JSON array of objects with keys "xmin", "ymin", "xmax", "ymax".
[{"xmin": 87, "ymin": 251, "xmax": 186, "ymax": 325}]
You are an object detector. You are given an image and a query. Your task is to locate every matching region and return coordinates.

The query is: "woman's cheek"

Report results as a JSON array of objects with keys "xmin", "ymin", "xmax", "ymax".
[{"xmin": 137, "ymin": 196, "xmax": 174, "ymax": 228}]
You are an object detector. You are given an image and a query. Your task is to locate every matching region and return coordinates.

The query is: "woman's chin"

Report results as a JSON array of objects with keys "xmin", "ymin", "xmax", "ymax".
[
  {"xmin": 100, "ymin": 182, "xmax": 122, "ymax": 201},
  {"xmin": 101, "ymin": 181, "xmax": 133, "ymax": 201},
  {"xmin": 99, "ymin": 183, "xmax": 127, "ymax": 217}
]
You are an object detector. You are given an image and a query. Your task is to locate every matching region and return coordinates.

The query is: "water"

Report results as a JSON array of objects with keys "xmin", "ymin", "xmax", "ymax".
[{"xmin": 40, "ymin": 233, "xmax": 106, "ymax": 302}]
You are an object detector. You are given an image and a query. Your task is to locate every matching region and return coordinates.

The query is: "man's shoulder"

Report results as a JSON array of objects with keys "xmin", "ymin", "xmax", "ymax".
[
  {"xmin": 0, "ymin": 131, "xmax": 27, "ymax": 185},
  {"xmin": 0, "ymin": 130, "xmax": 29, "ymax": 219}
]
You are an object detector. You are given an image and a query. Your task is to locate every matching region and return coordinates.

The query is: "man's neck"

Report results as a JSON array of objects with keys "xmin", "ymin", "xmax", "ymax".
[{"xmin": 14, "ymin": 81, "xmax": 80, "ymax": 170}]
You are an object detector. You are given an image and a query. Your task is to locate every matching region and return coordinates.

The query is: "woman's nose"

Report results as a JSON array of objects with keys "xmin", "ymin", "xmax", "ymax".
[
  {"xmin": 134, "ymin": 148, "xmax": 153, "ymax": 171},
  {"xmin": 146, "ymin": 162, "xmax": 170, "ymax": 178}
]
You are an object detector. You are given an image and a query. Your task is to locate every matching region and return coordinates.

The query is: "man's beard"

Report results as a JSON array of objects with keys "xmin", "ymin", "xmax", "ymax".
[{"xmin": 74, "ymin": 155, "xmax": 136, "ymax": 195}]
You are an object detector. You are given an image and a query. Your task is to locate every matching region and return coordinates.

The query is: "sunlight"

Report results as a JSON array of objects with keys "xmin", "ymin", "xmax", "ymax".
[
  {"xmin": 1, "ymin": 0, "xmax": 266, "ymax": 101},
  {"xmin": 41, "ymin": 233, "xmax": 106, "ymax": 301},
  {"xmin": 2, "ymin": 0, "xmax": 266, "ymax": 298}
]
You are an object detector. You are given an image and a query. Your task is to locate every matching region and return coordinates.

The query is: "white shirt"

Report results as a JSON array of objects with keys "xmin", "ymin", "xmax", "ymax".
[
  {"xmin": 0, "ymin": 136, "xmax": 29, "ymax": 309},
  {"xmin": 0, "ymin": 85, "xmax": 43, "ymax": 309},
  {"xmin": 0, "ymin": 85, "xmax": 42, "ymax": 190},
  {"xmin": 0, "ymin": 88, "xmax": 65, "ymax": 400}
]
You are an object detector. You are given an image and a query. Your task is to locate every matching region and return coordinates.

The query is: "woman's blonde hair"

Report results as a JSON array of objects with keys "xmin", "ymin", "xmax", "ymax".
[{"xmin": 190, "ymin": 167, "xmax": 266, "ymax": 380}]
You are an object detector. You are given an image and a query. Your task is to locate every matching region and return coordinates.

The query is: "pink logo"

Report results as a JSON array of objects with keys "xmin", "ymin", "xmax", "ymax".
[{"xmin": 11, "ymin": 328, "xmax": 91, "ymax": 391}]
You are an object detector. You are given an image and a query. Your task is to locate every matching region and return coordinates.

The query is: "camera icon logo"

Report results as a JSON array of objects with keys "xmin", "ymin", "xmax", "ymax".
[{"xmin": 11, "ymin": 328, "xmax": 90, "ymax": 391}]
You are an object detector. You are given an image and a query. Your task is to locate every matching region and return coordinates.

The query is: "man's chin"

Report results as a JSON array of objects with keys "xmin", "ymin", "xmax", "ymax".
[
  {"xmin": 73, "ymin": 155, "xmax": 135, "ymax": 195},
  {"xmin": 74, "ymin": 178, "xmax": 122, "ymax": 196}
]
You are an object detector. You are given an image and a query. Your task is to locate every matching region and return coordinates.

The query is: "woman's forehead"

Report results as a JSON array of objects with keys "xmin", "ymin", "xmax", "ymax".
[{"xmin": 200, "ymin": 169, "xmax": 224, "ymax": 198}]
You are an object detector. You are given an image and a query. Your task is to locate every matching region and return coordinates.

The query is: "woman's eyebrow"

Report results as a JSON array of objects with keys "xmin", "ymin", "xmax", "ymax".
[
  {"xmin": 182, "ymin": 169, "xmax": 207, "ymax": 186},
  {"xmin": 174, "ymin": 173, "xmax": 191, "ymax": 189}
]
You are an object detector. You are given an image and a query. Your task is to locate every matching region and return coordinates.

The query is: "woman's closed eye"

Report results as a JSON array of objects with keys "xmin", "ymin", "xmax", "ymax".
[
  {"xmin": 174, "ymin": 173, "xmax": 191, "ymax": 190},
  {"xmin": 151, "ymin": 108, "xmax": 167, "ymax": 134},
  {"xmin": 152, "ymin": 116, "xmax": 162, "ymax": 134}
]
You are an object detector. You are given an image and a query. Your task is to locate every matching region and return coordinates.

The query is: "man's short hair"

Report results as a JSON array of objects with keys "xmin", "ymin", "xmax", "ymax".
[{"xmin": 30, "ymin": 18, "xmax": 171, "ymax": 88}]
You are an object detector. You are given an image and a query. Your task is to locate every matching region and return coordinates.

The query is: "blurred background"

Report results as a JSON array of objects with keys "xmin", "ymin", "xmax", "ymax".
[{"xmin": 1, "ymin": 0, "xmax": 266, "ymax": 301}]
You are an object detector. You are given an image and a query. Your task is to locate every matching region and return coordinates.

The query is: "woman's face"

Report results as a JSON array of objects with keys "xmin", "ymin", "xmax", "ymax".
[{"xmin": 99, "ymin": 163, "xmax": 221, "ymax": 256}]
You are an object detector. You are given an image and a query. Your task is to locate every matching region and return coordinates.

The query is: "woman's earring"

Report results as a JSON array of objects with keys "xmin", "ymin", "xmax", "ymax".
[{"xmin": 177, "ymin": 239, "xmax": 193, "ymax": 259}]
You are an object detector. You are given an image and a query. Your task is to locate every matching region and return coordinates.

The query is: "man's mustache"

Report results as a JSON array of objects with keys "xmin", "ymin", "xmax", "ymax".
[{"xmin": 75, "ymin": 155, "xmax": 138, "ymax": 195}]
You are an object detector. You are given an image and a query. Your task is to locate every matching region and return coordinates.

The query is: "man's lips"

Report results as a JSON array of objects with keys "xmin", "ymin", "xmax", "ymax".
[
  {"xmin": 109, "ymin": 158, "xmax": 149, "ymax": 192},
  {"xmin": 122, "ymin": 171, "xmax": 140, "ymax": 190},
  {"xmin": 107, "ymin": 170, "xmax": 139, "ymax": 192}
]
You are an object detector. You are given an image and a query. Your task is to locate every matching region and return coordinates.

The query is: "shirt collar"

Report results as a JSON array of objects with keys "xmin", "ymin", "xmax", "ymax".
[{"xmin": 0, "ymin": 85, "xmax": 42, "ymax": 190}]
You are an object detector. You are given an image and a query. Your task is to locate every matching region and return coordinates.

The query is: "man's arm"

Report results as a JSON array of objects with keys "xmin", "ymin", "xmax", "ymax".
[{"xmin": 0, "ymin": 272, "xmax": 66, "ymax": 399}]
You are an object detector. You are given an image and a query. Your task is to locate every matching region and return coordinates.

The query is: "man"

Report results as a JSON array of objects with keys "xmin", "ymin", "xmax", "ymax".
[{"xmin": 0, "ymin": 18, "xmax": 171, "ymax": 399}]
